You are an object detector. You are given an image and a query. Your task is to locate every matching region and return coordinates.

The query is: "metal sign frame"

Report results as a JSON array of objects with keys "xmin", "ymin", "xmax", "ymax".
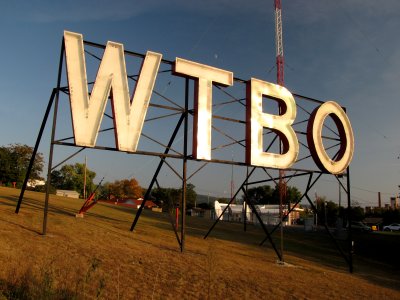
[{"xmin": 15, "ymin": 35, "xmax": 354, "ymax": 272}]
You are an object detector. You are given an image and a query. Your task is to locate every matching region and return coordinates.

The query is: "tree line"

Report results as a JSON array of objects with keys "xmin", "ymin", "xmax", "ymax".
[
  {"xmin": 0, "ymin": 144, "xmax": 44, "ymax": 187},
  {"xmin": 0, "ymin": 143, "xmax": 199, "ymax": 207},
  {"xmin": 242, "ymin": 184, "xmax": 302, "ymax": 205},
  {"xmin": 51, "ymin": 163, "xmax": 199, "ymax": 211},
  {"xmin": 242, "ymin": 185, "xmax": 373, "ymax": 226},
  {"xmin": 99, "ymin": 181, "xmax": 198, "ymax": 211},
  {"xmin": 4, "ymin": 143, "xmax": 397, "ymax": 225}
]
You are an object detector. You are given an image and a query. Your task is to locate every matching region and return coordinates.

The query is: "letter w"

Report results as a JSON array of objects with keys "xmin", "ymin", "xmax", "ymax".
[{"xmin": 64, "ymin": 31, "xmax": 162, "ymax": 152}]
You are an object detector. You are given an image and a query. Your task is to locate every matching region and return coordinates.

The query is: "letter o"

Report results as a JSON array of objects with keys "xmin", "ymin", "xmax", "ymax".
[{"xmin": 307, "ymin": 101, "xmax": 354, "ymax": 174}]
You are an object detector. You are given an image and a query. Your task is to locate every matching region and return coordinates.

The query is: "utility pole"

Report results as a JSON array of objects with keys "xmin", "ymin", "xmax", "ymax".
[
  {"xmin": 231, "ymin": 151, "xmax": 235, "ymax": 203},
  {"xmin": 83, "ymin": 156, "xmax": 87, "ymax": 199},
  {"xmin": 315, "ymin": 192, "xmax": 318, "ymax": 229},
  {"xmin": 378, "ymin": 192, "xmax": 381, "ymax": 208},
  {"xmin": 337, "ymin": 181, "xmax": 343, "ymax": 230}
]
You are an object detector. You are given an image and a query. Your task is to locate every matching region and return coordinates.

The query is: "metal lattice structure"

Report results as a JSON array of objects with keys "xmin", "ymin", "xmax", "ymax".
[
  {"xmin": 275, "ymin": 0, "xmax": 286, "ymax": 263},
  {"xmin": 275, "ymin": 0, "xmax": 284, "ymax": 87},
  {"xmin": 15, "ymin": 35, "xmax": 354, "ymax": 272}
]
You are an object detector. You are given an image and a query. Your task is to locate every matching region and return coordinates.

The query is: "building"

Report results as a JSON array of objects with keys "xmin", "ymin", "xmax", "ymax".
[
  {"xmin": 188, "ymin": 207, "xmax": 212, "ymax": 218},
  {"xmin": 56, "ymin": 189, "xmax": 80, "ymax": 198},
  {"xmin": 214, "ymin": 201, "xmax": 302, "ymax": 226},
  {"xmin": 390, "ymin": 197, "xmax": 399, "ymax": 209},
  {"xmin": 117, "ymin": 198, "xmax": 158, "ymax": 209},
  {"xmin": 215, "ymin": 201, "xmax": 245, "ymax": 222},
  {"xmin": 27, "ymin": 179, "xmax": 45, "ymax": 188}
]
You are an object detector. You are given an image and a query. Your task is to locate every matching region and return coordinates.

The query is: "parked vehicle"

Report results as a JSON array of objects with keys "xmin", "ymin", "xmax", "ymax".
[
  {"xmin": 383, "ymin": 223, "xmax": 400, "ymax": 231},
  {"xmin": 349, "ymin": 221, "xmax": 372, "ymax": 232}
]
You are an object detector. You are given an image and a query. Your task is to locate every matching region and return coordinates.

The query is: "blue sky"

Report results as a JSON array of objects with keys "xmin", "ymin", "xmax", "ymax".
[{"xmin": 1, "ymin": 0, "xmax": 400, "ymax": 207}]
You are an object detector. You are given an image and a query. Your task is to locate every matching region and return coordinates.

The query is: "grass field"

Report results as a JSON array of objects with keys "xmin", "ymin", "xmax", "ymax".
[{"xmin": 0, "ymin": 186, "xmax": 399, "ymax": 299}]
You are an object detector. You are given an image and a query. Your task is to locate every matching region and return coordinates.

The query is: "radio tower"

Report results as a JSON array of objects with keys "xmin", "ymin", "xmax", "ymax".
[
  {"xmin": 275, "ymin": 0, "xmax": 284, "ymax": 86},
  {"xmin": 275, "ymin": 0, "xmax": 286, "ymax": 263}
]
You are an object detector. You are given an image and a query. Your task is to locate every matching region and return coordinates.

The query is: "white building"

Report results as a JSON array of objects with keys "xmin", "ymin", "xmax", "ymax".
[
  {"xmin": 215, "ymin": 201, "xmax": 245, "ymax": 222},
  {"xmin": 27, "ymin": 179, "xmax": 45, "ymax": 188},
  {"xmin": 56, "ymin": 189, "xmax": 80, "ymax": 199},
  {"xmin": 214, "ymin": 201, "xmax": 302, "ymax": 226}
]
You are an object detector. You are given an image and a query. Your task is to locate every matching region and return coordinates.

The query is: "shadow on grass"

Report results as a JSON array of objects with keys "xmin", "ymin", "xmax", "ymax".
[
  {"xmin": 0, "ymin": 195, "xmax": 78, "ymax": 218},
  {"xmin": 4, "ymin": 193, "xmax": 399, "ymax": 293},
  {"xmin": 0, "ymin": 215, "xmax": 42, "ymax": 235},
  {"xmin": 0, "ymin": 196, "xmax": 43, "ymax": 213},
  {"xmin": 144, "ymin": 211, "xmax": 400, "ymax": 291}
]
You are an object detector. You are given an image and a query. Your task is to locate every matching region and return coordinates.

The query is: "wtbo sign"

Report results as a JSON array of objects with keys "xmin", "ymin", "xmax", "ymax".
[{"xmin": 64, "ymin": 31, "xmax": 354, "ymax": 175}]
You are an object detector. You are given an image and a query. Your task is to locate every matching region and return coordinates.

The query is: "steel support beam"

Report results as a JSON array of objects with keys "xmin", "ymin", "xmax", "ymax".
[
  {"xmin": 15, "ymin": 88, "xmax": 56, "ymax": 213},
  {"xmin": 242, "ymin": 187, "xmax": 282, "ymax": 261},
  {"xmin": 42, "ymin": 38, "xmax": 65, "ymax": 235},
  {"xmin": 180, "ymin": 78, "xmax": 189, "ymax": 252},
  {"xmin": 130, "ymin": 113, "xmax": 185, "ymax": 231}
]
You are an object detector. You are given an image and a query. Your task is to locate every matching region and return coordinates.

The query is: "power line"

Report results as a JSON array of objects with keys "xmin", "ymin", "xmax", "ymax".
[{"xmin": 320, "ymin": 178, "xmax": 393, "ymax": 195}]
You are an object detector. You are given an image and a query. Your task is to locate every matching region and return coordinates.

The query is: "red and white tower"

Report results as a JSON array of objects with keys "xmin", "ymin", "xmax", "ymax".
[
  {"xmin": 274, "ymin": 0, "xmax": 284, "ymax": 86},
  {"xmin": 275, "ymin": 0, "xmax": 286, "ymax": 261}
]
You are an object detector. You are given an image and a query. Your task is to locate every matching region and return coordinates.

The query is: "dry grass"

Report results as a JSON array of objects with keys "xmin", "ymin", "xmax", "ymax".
[{"xmin": 0, "ymin": 186, "xmax": 399, "ymax": 299}]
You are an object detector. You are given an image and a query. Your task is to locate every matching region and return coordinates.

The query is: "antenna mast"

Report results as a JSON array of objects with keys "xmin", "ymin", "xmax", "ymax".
[
  {"xmin": 275, "ymin": 0, "xmax": 284, "ymax": 86},
  {"xmin": 275, "ymin": 0, "xmax": 286, "ymax": 263}
]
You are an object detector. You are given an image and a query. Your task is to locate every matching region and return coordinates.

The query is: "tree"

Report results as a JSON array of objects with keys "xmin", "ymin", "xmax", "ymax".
[
  {"xmin": 349, "ymin": 206, "xmax": 365, "ymax": 222},
  {"xmin": 337, "ymin": 205, "xmax": 365, "ymax": 227},
  {"xmin": 0, "ymin": 147, "xmax": 12, "ymax": 185},
  {"xmin": 242, "ymin": 185, "xmax": 301, "ymax": 205},
  {"xmin": 314, "ymin": 198, "xmax": 339, "ymax": 226},
  {"xmin": 285, "ymin": 186, "xmax": 302, "ymax": 203},
  {"xmin": 185, "ymin": 183, "xmax": 197, "ymax": 209},
  {"xmin": 50, "ymin": 169, "xmax": 64, "ymax": 189},
  {"xmin": 150, "ymin": 183, "xmax": 197, "ymax": 210},
  {"xmin": 382, "ymin": 208, "xmax": 400, "ymax": 225},
  {"xmin": 151, "ymin": 187, "xmax": 180, "ymax": 212},
  {"xmin": 0, "ymin": 144, "xmax": 44, "ymax": 187},
  {"xmin": 97, "ymin": 182, "xmax": 111, "ymax": 200},
  {"xmin": 242, "ymin": 185, "xmax": 273, "ymax": 204},
  {"xmin": 107, "ymin": 178, "xmax": 143, "ymax": 199},
  {"xmin": 365, "ymin": 207, "xmax": 385, "ymax": 218},
  {"xmin": 51, "ymin": 163, "xmax": 96, "ymax": 197},
  {"xmin": 198, "ymin": 202, "xmax": 212, "ymax": 209}
]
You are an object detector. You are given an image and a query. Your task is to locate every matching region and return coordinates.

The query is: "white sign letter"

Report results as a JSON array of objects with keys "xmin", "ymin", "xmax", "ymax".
[
  {"xmin": 64, "ymin": 31, "xmax": 162, "ymax": 152},
  {"xmin": 246, "ymin": 78, "xmax": 299, "ymax": 168},
  {"xmin": 174, "ymin": 58, "xmax": 233, "ymax": 160},
  {"xmin": 307, "ymin": 101, "xmax": 354, "ymax": 174}
]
